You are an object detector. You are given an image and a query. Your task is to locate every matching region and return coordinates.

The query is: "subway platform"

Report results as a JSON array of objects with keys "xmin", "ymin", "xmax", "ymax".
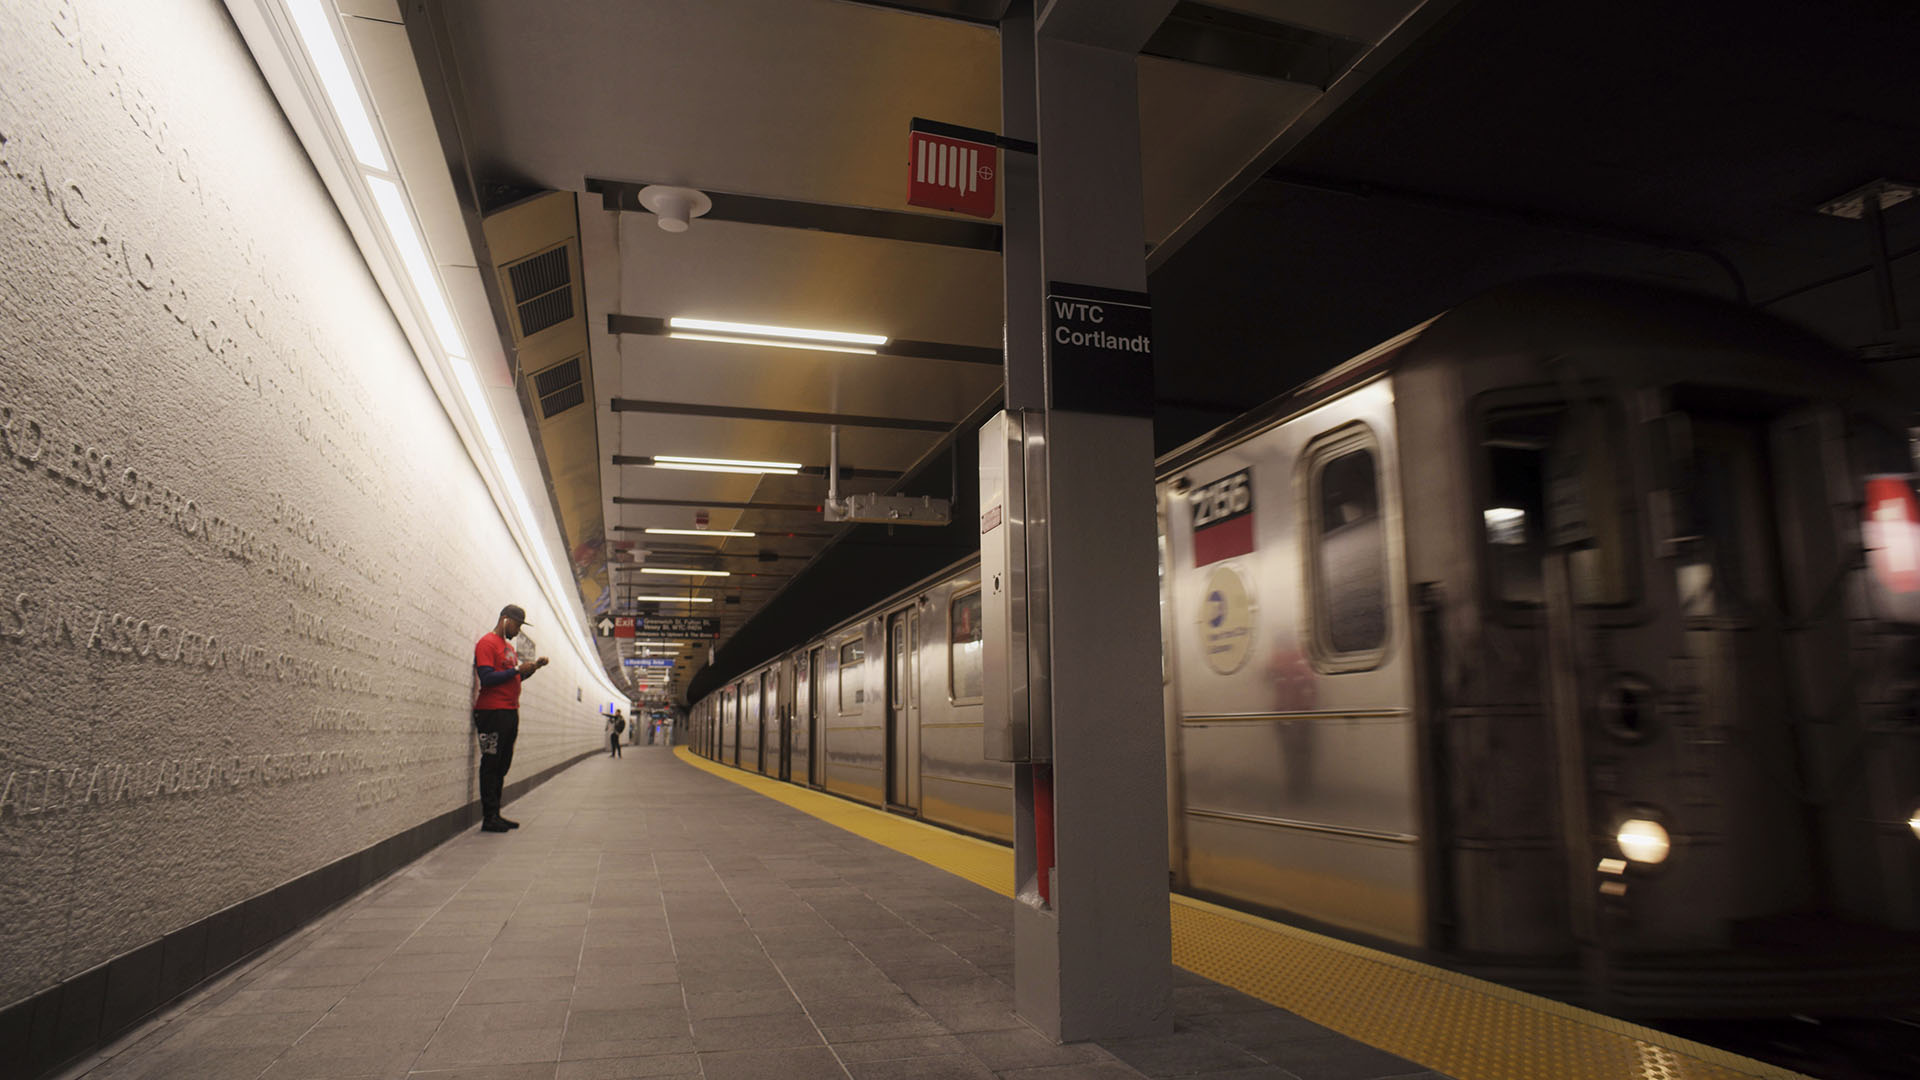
[{"xmin": 55, "ymin": 745, "xmax": 1436, "ymax": 1080}]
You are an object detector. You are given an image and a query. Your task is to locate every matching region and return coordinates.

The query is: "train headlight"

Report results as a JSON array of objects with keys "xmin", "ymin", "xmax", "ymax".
[
  {"xmin": 1909, "ymin": 810, "xmax": 1920, "ymax": 840},
  {"xmin": 1616, "ymin": 818, "xmax": 1671, "ymax": 865}
]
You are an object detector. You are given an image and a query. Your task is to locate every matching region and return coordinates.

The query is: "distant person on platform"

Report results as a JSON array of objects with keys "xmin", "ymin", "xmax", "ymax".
[
  {"xmin": 607, "ymin": 711, "xmax": 625, "ymax": 758},
  {"xmin": 473, "ymin": 604, "xmax": 548, "ymax": 833}
]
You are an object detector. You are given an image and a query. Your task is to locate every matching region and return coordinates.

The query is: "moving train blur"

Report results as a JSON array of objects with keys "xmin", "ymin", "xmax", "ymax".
[{"xmin": 689, "ymin": 278, "xmax": 1920, "ymax": 1017}]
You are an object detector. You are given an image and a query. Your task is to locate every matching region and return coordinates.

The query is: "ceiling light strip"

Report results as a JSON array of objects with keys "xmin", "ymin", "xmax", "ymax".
[
  {"xmin": 667, "ymin": 332, "xmax": 876, "ymax": 356},
  {"xmin": 638, "ymin": 568, "xmax": 731, "ymax": 577},
  {"xmin": 667, "ymin": 317, "xmax": 887, "ymax": 345},
  {"xmin": 644, "ymin": 528, "xmax": 755, "ymax": 537}
]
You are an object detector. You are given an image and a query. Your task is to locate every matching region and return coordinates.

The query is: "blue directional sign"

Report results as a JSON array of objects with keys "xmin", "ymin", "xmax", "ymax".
[{"xmin": 624, "ymin": 657, "xmax": 675, "ymax": 668}]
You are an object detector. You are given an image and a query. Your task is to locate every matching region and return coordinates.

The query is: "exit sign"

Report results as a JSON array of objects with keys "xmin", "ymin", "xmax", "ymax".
[{"xmin": 908, "ymin": 118, "xmax": 997, "ymax": 218}]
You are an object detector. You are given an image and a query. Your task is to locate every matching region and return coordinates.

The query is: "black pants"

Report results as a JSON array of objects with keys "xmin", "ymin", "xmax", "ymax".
[
  {"xmin": 608, "ymin": 731, "xmax": 622, "ymax": 756},
  {"xmin": 473, "ymin": 708, "xmax": 519, "ymax": 820}
]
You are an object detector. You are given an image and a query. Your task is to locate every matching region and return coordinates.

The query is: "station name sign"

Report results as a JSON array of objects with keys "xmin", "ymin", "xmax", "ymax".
[{"xmin": 1045, "ymin": 281, "xmax": 1153, "ymax": 417}]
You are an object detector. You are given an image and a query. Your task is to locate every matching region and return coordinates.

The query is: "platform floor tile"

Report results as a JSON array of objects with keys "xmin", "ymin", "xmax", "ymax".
[{"xmin": 61, "ymin": 746, "xmax": 1449, "ymax": 1080}]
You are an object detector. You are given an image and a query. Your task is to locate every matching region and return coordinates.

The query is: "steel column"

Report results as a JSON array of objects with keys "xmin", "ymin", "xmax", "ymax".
[{"xmin": 1001, "ymin": 0, "xmax": 1175, "ymax": 1043}]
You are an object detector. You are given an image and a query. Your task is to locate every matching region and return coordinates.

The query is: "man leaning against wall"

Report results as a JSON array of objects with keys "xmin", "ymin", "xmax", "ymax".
[{"xmin": 472, "ymin": 604, "xmax": 548, "ymax": 833}]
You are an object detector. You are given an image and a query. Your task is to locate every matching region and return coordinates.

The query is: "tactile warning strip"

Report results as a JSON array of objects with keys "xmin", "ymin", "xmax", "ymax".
[{"xmin": 674, "ymin": 748, "xmax": 1807, "ymax": 1080}]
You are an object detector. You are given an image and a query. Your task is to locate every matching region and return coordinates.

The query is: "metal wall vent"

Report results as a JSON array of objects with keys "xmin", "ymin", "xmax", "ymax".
[
  {"xmin": 505, "ymin": 245, "xmax": 573, "ymax": 338},
  {"xmin": 533, "ymin": 356, "xmax": 585, "ymax": 419}
]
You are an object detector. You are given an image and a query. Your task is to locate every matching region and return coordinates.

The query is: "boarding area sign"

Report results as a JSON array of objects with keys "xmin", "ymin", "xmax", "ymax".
[
  {"xmin": 1045, "ymin": 281, "xmax": 1154, "ymax": 417},
  {"xmin": 907, "ymin": 118, "xmax": 997, "ymax": 218}
]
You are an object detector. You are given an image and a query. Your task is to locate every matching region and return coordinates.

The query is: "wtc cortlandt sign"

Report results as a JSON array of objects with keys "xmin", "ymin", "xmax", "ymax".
[{"xmin": 1045, "ymin": 281, "xmax": 1153, "ymax": 417}]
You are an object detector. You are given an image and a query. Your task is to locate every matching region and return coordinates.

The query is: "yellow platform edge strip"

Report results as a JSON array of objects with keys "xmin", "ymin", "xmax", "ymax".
[{"xmin": 674, "ymin": 747, "xmax": 1808, "ymax": 1080}]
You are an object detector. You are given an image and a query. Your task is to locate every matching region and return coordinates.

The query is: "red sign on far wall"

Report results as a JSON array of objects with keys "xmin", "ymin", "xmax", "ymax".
[{"xmin": 908, "ymin": 120, "xmax": 997, "ymax": 218}]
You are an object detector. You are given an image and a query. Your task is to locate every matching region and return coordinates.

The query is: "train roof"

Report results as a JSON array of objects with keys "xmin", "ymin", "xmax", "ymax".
[{"xmin": 1157, "ymin": 276, "xmax": 1891, "ymax": 479}]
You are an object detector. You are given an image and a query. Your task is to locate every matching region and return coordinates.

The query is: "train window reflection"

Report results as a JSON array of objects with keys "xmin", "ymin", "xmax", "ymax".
[
  {"xmin": 838, "ymin": 639, "xmax": 864, "ymax": 714},
  {"xmin": 1483, "ymin": 405, "xmax": 1630, "ymax": 606},
  {"xmin": 950, "ymin": 590, "xmax": 983, "ymax": 702},
  {"xmin": 1311, "ymin": 443, "xmax": 1387, "ymax": 658}
]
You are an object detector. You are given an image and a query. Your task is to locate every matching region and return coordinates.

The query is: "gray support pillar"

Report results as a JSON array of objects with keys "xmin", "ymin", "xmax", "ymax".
[{"xmin": 999, "ymin": 0, "xmax": 1176, "ymax": 1043}]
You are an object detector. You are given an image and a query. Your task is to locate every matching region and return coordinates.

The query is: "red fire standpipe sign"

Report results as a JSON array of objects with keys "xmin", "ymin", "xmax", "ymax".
[{"xmin": 908, "ymin": 119, "xmax": 997, "ymax": 218}]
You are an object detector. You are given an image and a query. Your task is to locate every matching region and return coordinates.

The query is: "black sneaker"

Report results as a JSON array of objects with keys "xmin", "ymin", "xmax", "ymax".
[
  {"xmin": 497, "ymin": 816, "xmax": 520, "ymax": 829},
  {"xmin": 481, "ymin": 818, "xmax": 511, "ymax": 833}
]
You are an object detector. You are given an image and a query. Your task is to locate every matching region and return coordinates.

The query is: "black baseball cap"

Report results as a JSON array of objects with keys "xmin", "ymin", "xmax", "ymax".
[{"xmin": 500, "ymin": 604, "xmax": 530, "ymax": 625}]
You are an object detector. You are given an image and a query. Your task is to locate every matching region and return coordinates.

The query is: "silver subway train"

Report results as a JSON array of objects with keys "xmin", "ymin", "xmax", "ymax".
[{"xmin": 689, "ymin": 278, "xmax": 1920, "ymax": 1015}]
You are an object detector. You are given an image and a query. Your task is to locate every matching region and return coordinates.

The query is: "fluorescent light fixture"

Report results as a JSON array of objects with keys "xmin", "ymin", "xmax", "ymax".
[
  {"xmin": 639, "ymin": 568, "xmax": 730, "ymax": 577},
  {"xmin": 669, "ymin": 332, "xmax": 876, "ymax": 356},
  {"xmin": 286, "ymin": 0, "xmax": 389, "ymax": 171},
  {"xmin": 656, "ymin": 455, "xmax": 802, "ymax": 470},
  {"xmin": 645, "ymin": 528, "xmax": 755, "ymax": 538},
  {"xmin": 668, "ymin": 317, "xmax": 887, "ymax": 346},
  {"xmin": 634, "ymin": 641, "xmax": 687, "ymax": 647},
  {"xmin": 365, "ymin": 176, "xmax": 466, "ymax": 357},
  {"xmin": 631, "ymin": 596, "xmax": 715, "ymax": 603},
  {"xmin": 648, "ymin": 454, "xmax": 802, "ymax": 476},
  {"xmin": 645, "ymin": 455, "xmax": 794, "ymax": 472}
]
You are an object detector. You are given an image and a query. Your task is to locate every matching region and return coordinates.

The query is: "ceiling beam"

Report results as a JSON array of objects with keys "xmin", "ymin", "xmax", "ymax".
[
  {"xmin": 1142, "ymin": 3, "xmax": 1367, "ymax": 90},
  {"xmin": 611, "ymin": 525, "xmax": 839, "ymax": 539},
  {"xmin": 608, "ymin": 314, "xmax": 1002, "ymax": 367},
  {"xmin": 833, "ymin": 0, "xmax": 1012, "ymax": 25},
  {"xmin": 610, "ymin": 398, "xmax": 956, "ymax": 432},
  {"xmin": 586, "ymin": 178, "xmax": 1002, "ymax": 251},
  {"xmin": 610, "ymin": 454, "xmax": 903, "ymax": 480},
  {"xmin": 612, "ymin": 496, "xmax": 824, "ymax": 512},
  {"xmin": 1144, "ymin": 0, "xmax": 1470, "ymax": 272}
]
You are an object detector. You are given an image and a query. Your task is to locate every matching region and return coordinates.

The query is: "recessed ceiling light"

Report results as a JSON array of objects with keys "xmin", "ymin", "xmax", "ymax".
[
  {"xmin": 668, "ymin": 317, "xmax": 887, "ymax": 346},
  {"xmin": 644, "ymin": 528, "xmax": 755, "ymax": 537},
  {"xmin": 669, "ymin": 332, "xmax": 877, "ymax": 356},
  {"xmin": 639, "ymin": 568, "xmax": 731, "ymax": 577},
  {"xmin": 630, "ymin": 596, "xmax": 715, "ymax": 603}
]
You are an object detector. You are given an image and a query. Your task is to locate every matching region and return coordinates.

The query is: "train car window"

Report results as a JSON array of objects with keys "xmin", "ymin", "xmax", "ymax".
[
  {"xmin": 949, "ymin": 590, "xmax": 983, "ymax": 702},
  {"xmin": 1311, "ymin": 444, "xmax": 1387, "ymax": 658},
  {"xmin": 838, "ymin": 638, "xmax": 865, "ymax": 714},
  {"xmin": 1483, "ymin": 404, "xmax": 1631, "ymax": 607}
]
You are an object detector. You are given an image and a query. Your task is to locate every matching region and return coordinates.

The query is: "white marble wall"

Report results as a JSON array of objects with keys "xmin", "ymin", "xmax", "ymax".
[{"xmin": 0, "ymin": 0, "xmax": 607, "ymax": 1008}]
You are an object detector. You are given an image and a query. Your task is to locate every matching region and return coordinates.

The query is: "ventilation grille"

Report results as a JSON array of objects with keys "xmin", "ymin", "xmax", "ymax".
[
  {"xmin": 504, "ymin": 245, "xmax": 573, "ymax": 338},
  {"xmin": 532, "ymin": 356, "xmax": 585, "ymax": 419}
]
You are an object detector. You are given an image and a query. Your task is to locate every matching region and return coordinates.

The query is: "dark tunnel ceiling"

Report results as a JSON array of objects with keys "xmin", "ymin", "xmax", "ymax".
[
  {"xmin": 686, "ymin": 0, "xmax": 1920, "ymax": 697},
  {"xmin": 1148, "ymin": 0, "xmax": 1920, "ymax": 451}
]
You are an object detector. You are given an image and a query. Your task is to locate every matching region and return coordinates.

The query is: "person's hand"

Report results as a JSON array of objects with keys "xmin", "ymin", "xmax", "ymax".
[
  {"xmin": 517, "ymin": 659, "xmax": 538, "ymax": 676},
  {"xmin": 535, "ymin": 657, "xmax": 550, "ymax": 669}
]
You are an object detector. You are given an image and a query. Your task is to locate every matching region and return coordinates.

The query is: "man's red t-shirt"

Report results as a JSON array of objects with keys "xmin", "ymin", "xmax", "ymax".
[{"xmin": 474, "ymin": 631, "xmax": 521, "ymax": 710}]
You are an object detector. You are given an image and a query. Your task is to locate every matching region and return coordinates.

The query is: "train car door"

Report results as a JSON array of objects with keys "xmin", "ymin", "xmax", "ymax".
[
  {"xmin": 807, "ymin": 646, "xmax": 825, "ymax": 787},
  {"xmin": 886, "ymin": 608, "xmax": 921, "ymax": 813},
  {"xmin": 762, "ymin": 667, "xmax": 783, "ymax": 777}
]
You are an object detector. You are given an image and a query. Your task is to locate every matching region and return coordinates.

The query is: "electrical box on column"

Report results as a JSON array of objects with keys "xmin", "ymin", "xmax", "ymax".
[{"xmin": 979, "ymin": 411, "xmax": 1051, "ymax": 764}]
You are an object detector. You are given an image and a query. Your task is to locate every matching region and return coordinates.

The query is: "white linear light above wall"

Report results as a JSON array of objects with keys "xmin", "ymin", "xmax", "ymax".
[
  {"xmin": 284, "ymin": 0, "xmax": 388, "ymax": 170},
  {"xmin": 631, "ymin": 596, "xmax": 716, "ymax": 603},
  {"xmin": 644, "ymin": 527, "xmax": 755, "ymax": 537},
  {"xmin": 638, "ymin": 568, "xmax": 731, "ymax": 577},
  {"xmin": 269, "ymin": 0, "xmax": 625, "ymax": 703}
]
